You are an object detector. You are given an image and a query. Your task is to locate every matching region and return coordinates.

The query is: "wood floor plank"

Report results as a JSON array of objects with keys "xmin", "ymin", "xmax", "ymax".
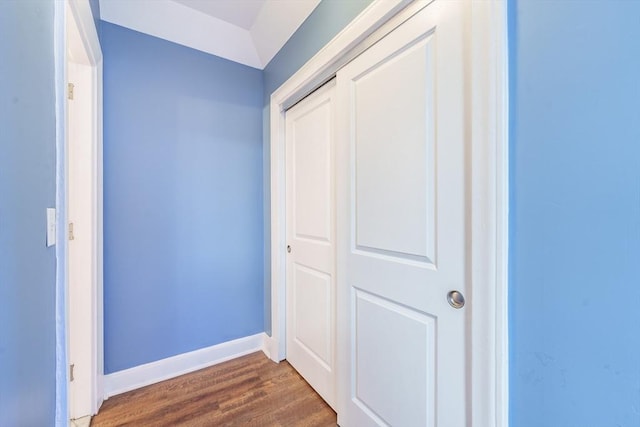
[{"xmin": 91, "ymin": 352, "xmax": 336, "ymax": 426}]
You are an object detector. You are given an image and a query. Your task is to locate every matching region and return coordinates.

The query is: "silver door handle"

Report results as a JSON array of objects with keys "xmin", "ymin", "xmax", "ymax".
[{"xmin": 447, "ymin": 290, "xmax": 465, "ymax": 309}]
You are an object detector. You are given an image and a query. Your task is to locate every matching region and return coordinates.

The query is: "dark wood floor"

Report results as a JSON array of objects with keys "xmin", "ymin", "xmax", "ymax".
[{"xmin": 91, "ymin": 352, "xmax": 336, "ymax": 426}]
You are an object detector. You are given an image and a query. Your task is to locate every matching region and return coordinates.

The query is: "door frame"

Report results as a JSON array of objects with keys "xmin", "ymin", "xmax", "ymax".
[
  {"xmin": 269, "ymin": 0, "xmax": 509, "ymax": 425},
  {"xmin": 65, "ymin": 0, "xmax": 104, "ymax": 419}
]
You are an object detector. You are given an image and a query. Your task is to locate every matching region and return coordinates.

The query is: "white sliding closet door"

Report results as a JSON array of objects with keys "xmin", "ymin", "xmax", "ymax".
[
  {"xmin": 336, "ymin": 1, "xmax": 469, "ymax": 426},
  {"xmin": 285, "ymin": 80, "xmax": 337, "ymax": 409}
]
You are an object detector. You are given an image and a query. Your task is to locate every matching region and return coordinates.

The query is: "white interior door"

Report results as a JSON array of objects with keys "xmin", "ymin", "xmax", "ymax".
[
  {"xmin": 68, "ymin": 60, "xmax": 95, "ymax": 419},
  {"xmin": 67, "ymin": 1, "xmax": 101, "ymax": 418},
  {"xmin": 336, "ymin": 1, "xmax": 468, "ymax": 426},
  {"xmin": 285, "ymin": 80, "xmax": 337, "ymax": 409}
]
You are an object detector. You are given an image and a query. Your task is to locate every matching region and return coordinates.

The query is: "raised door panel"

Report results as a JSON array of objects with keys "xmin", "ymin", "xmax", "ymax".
[
  {"xmin": 292, "ymin": 99, "xmax": 332, "ymax": 243},
  {"xmin": 354, "ymin": 36, "xmax": 436, "ymax": 265},
  {"xmin": 353, "ymin": 290, "xmax": 436, "ymax": 427},
  {"xmin": 293, "ymin": 265, "xmax": 332, "ymax": 368}
]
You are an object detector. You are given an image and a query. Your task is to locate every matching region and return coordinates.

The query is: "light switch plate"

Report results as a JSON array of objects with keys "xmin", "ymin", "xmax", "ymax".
[{"xmin": 47, "ymin": 208, "xmax": 56, "ymax": 247}]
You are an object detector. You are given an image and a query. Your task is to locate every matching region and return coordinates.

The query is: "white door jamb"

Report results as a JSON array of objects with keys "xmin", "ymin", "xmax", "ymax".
[{"xmin": 66, "ymin": 0, "xmax": 104, "ymax": 418}]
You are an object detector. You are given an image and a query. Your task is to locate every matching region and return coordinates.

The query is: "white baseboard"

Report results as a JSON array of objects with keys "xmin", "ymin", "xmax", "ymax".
[{"xmin": 104, "ymin": 333, "xmax": 269, "ymax": 398}]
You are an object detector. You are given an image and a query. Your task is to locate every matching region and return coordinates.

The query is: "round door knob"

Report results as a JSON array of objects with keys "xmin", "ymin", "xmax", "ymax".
[{"xmin": 447, "ymin": 290, "xmax": 465, "ymax": 309}]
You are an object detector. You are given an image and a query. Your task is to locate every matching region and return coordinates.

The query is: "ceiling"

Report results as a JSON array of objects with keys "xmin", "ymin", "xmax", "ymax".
[{"xmin": 99, "ymin": 0, "xmax": 322, "ymax": 69}]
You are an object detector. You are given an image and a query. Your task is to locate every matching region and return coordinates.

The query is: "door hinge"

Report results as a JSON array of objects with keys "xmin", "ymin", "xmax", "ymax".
[
  {"xmin": 67, "ymin": 83, "xmax": 74, "ymax": 100},
  {"xmin": 70, "ymin": 364, "xmax": 75, "ymax": 382},
  {"xmin": 68, "ymin": 222, "xmax": 75, "ymax": 241}
]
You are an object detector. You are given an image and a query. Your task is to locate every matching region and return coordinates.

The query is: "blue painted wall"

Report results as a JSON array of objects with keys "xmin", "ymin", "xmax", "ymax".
[
  {"xmin": 510, "ymin": 1, "xmax": 640, "ymax": 425},
  {"xmin": 0, "ymin": 0, "xmax": 57, "ymax": 425},
  {"xmin": 261, "ymin": 0, "xmax": 373, "ymax": 334},
  {"xmin": 102, "ymin": 22, "xmax": 264, "ymax": 373}
]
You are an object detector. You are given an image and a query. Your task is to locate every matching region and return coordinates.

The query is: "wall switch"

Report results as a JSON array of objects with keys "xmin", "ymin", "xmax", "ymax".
[{"xmin": 47, "ymin": 208, "xmax": 56, "ymax": 247}]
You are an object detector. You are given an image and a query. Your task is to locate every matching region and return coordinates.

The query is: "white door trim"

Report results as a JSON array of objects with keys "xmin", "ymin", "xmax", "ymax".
[
  {"xmin": 268, "ymin": 0, "xmax": 508, "ymax": 425},
  {"xmin": 66, "ymin": 0, "xmax": 104, "ymax": 418},
  {"xmin": 469, "ymin": 2, "xmax": 510, "ymax": 425}
]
